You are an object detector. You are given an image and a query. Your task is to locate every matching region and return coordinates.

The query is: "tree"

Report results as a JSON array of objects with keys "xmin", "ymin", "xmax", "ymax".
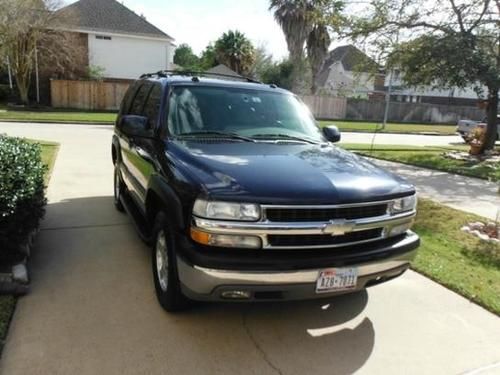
[
  {"xmin": 270, "ymin": 0, "xmax": 314, "ymax": 92},
  {"xmin": 258, "ymin": 59, "xmax": 295, "ymax": 90},
  {"xmin": 214, "ymin": 30, "xmax": 256, "ymax": 75},
  {"xmin": 349, "ymin": 0, "xmax": 499, "ymax": 153},
  {"xmin": 307, "ymin": 25, "xmax": 331, "ymax": 93},
  {"xmin": 0, "ymin": 0, "xmax": 83, "ymax": 104},
  {"xmin": 173, "ymin": 43, "xmax": 200, "ymax": 69},
  {"xmin": 270, "ymin": 0, "xmax": 344, "ymax": 93},
  {"xmin": 199, "ymin": 44, "xmax": 218, "ymax": 70}
]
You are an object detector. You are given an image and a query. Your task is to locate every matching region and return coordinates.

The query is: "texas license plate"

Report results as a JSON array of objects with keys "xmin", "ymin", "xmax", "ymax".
[{"xmin": 316, "ymin": 268, "xmax": 358, "ymax": 293}]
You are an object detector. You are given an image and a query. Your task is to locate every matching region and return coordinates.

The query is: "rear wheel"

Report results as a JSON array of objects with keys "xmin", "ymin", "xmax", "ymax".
[
  {"xmin": 152, "ymin": 212, "xmax": 190, "ymax": 312},
  {"xmin": 114, "ymin": 165, "xmax": 125, "ymax": 212}
]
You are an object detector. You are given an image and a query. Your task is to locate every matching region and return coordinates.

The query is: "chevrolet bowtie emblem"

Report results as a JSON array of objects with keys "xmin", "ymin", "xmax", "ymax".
[{"xmin": 322, "ymin": 220, "xmax": 356, "ymax": 236}]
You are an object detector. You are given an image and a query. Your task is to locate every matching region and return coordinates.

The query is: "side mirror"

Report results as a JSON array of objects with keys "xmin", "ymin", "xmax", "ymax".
[
  {"xmin": 323, "ymin": 125, "xmax": 341, "ymax": 143},
  {"xmin": 120, "ymin": 115, "xmax": 152, "ymax": 137}
]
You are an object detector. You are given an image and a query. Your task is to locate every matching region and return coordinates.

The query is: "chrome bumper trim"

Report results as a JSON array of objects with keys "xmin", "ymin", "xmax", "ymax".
[{"xmin": 177, "ymin": 231, "xmax": 419, "ymax": 297}]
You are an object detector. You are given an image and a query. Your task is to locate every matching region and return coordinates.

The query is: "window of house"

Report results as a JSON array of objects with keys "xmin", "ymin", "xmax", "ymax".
[{"xmin": 96, "ymin": 35, "xmax": 112, "ymax": 40}]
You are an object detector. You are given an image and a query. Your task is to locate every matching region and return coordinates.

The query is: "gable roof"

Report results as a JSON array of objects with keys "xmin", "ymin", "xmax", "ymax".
[
  {"xmin": 206, "ymin": 64, "xmax": 242, "ymax": 78},
  {"xmin": 56, "ymin": 0, "xmax": 173, "ymax": 40},
  {"xmin": 317, "ymin": 45, "xmax": 380, "ymax": 88}
]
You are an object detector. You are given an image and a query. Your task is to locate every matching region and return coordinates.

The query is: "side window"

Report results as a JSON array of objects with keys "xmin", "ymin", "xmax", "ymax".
[
  {"xmin": 129, "ymin": 83, "xmax": 152, "ymax": 115},
  {"xmin": 120, "ymin": 82, "xmax": 140, "ymax": 116},
  {"xmin": 143, "ymin": 84, "xmax": 162, "ymax": 129}
]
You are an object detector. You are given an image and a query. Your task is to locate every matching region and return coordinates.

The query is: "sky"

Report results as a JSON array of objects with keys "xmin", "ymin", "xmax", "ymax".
[{"xmin": 66, "ymin": 0, "xmax": 289, "ymax": 59}]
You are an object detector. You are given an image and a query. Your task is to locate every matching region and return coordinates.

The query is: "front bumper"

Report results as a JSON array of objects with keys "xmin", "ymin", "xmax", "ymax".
[{"xmin": 177, "ymin": 231, "xmax": 419, "ymax": 302}]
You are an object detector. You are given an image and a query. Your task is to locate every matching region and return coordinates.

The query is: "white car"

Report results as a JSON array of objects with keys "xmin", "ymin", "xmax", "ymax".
[{"xmin": 457, "ymin": 115, "xmax": 500, "ymax": 142}]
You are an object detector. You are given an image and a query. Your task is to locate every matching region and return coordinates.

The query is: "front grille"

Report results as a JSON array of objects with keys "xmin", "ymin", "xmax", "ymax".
[
  {"xmin": 265, "ymin": 204, "xmax": 388, "ymax": 222},
  {"xmin": 268, "ymin": 228, "xmax": 383, "ymax": 248}
]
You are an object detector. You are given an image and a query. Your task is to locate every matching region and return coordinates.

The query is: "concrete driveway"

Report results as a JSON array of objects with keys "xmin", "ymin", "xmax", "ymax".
[{"xmin": 0, "ymin": 122, "xmax": 499, "ymax": 375}]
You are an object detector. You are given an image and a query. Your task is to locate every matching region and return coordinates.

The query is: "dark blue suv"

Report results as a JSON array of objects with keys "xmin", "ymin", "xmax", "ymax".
[{"xmin": 112, "ymin": 72, "xmax": 420, "ymax": 312}]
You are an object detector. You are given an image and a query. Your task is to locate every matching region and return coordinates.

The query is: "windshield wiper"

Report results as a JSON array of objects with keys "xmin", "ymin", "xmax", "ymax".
[
  {"xmin": 176, "ymin": 131, "xmax": 256, "ymax": 142},
  {"xmin": 251, "ymin": 133, "xmax": 320, "ymax": 145}
]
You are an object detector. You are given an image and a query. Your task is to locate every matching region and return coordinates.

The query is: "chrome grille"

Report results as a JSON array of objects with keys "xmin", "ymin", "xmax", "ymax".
[
  {"xmin": 268, "ymin": 228, "xmax": 384, "ymax": 247},
  {"xmin": 265, "ymin": 204, "xmax": 388, "ymax": 222}
]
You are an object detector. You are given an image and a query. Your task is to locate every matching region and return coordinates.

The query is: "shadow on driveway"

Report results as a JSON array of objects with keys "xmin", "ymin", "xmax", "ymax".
[{"xmin": 2, "ymin": 195, "xmax": 375, "ymax": 375}]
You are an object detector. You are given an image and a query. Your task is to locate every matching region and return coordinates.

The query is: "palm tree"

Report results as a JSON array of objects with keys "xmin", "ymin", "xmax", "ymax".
[
  {"xmin": 269, "ymin": 0, "xmax": 314, "ymax": 91},
  {"xmin": 307, "ymin": 24, "xmax": 331, "ymax": 94},
  {"xmin": 214, "ymin": 30, "xmax": 256, "ymax": 75}
]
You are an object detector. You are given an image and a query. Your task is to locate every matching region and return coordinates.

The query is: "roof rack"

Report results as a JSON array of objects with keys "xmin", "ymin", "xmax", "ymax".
[{"xmin": 140, "ymin": 70, "xmax": 262, "ymax": 84}]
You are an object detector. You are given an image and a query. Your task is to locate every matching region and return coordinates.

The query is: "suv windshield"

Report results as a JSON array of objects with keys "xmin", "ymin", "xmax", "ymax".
[{"xmin": 167, "ymin": 86, "xmax": 324, "ymax": 142}]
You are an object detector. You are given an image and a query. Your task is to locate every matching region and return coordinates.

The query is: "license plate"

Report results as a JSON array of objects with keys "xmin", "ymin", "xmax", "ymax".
[{"xmin": 316, "ymin": 268, "xmax": 358, "ymax": 293}]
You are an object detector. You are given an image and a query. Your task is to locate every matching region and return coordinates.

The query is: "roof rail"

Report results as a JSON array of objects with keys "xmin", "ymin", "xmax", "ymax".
[{"xmin": 140, "ymin": 70, "xmax": 262, "ymax": 84}]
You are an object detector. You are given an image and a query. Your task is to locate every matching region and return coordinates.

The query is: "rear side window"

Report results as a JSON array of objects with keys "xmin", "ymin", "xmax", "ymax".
[
  {"xmin": 129, "ymin": 83, "xmax": 152, "ymax": 115},
  {"xmin": 120, "ymin": 82, "xmax": 140, "ymax": 115},
  {"xmin": 143, "ymin": 84, "xmax": 162, "ymax": 129}
]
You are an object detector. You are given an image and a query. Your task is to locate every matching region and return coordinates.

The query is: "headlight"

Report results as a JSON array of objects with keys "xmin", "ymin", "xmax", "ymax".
[
  {"xmin": 192, "ymin": 199, "xmax": 261, "ymax": 221},
  {"xmin": 390, "ymin": 195, "xmax": 417, "ymax": 214}
]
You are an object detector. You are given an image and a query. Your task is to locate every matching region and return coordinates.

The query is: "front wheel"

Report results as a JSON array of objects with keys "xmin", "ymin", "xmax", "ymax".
[{"xmin": 152, "ymin": 212, "xmax": 190, "ymax": 312}]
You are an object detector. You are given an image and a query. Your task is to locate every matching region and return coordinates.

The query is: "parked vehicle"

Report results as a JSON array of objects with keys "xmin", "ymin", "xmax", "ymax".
[
  {"xmin": 112, "ymin": 72, "xmax": 420, "ymax": 311},
  {"xmin": 457, "ymin": 116, "xmax": 500, "ymax": 142}
]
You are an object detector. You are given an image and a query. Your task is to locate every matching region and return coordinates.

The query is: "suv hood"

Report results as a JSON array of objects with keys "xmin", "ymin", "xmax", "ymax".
[{"xmin": 168, "ymin": 141, "xmax": 414, "ymax": 204}]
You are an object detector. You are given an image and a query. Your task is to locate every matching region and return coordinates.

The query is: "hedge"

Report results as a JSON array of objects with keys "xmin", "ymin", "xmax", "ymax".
[{"xmin": 0, "ymin": 136, "xmax": 47, "ymax": 263}]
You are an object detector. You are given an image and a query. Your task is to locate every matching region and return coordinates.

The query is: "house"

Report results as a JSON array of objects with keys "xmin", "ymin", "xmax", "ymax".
[
  {"xmin": 384, "ymin": 70, "xmax": 480, "ymax": 106},
  {"xmin": 316, "ymin": 45, "xmax": 384, "ymax": 98},
  {"xmin": 206, "ymin": 64, "xmax": 242, "ymax": 79},
  {"xmin": 56, "ymin": 0, "xmax": 176, "ymax": 80}
]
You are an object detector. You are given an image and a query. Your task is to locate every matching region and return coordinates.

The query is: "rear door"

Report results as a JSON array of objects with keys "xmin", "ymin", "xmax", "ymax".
[
  {"xmin": 131, "ymin": 83, "xmax": 163, "ymax": 198},
  {"xmin": 119, "ymin": 81, "xmax": 153, "ymax": 206}
]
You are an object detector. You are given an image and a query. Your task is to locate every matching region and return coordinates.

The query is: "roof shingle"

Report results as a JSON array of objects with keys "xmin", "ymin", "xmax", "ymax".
[
  {"xmin": 317, "ymin": 45, "xmax": 380, "ymax": 88},
  {"xmin": 57, "ymin": 0, "xmax": 173, "ymax": 40}
]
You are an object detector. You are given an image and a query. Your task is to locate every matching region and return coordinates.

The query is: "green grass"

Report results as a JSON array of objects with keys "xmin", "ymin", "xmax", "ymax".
[
  {"xmin": 0, "ymin": 104, "xmax": 116, "ymax": 124},
  {"xmin": 413, "ymin": 199, "xmax": 500, "ymax": 315},
  {"xmin": 320, "ymin": 120, "xmax": 457, "ymax": 135},
  {"xmin": 342, "ymin": 143, "xmax": 500, "ymax": 181},
  {"xmin": 0, "ymin": 140, "xmax": 59, "ymax": 349}
]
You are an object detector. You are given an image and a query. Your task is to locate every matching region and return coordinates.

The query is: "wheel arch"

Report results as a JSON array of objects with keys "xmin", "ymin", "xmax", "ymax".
[{"xmin": 146, "ymin": 176, "xmax": 186, "ymax": 231}]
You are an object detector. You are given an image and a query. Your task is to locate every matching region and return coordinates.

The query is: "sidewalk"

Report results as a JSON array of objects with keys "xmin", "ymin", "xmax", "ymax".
[{"xmin": 370, "ymin": 158, "xmax": 500, "ymax": 220}]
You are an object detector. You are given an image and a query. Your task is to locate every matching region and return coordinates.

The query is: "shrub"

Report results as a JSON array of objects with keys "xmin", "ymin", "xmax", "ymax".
[{"xmin": 0, "ymin": 136, "xmax": 47, "ymax": 263}]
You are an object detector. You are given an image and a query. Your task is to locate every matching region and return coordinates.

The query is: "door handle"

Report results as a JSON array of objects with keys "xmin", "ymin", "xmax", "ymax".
[{"xmin": 135, "ymin": 146, "xmax": 152, "ymax": 161}]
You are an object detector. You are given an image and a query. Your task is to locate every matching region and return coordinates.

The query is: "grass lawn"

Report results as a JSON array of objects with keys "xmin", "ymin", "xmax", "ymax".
[
  {"xmin": 319, "ymin": 120, "xmax": 457, "ymax": 135},
  {"xmin": 0, "ymin": 140, "xmax": 59, "ymax": 349},
  {"xmin": 413, "ymin": 199, "xmax": 500, "ymax": 315},
  {"xmin": 0, "ymin": 104, "xmax": 116, "ymax": 124},
  {"xmin": 342, "ymin": 143, "xmax": 500, "ymax": 181}
]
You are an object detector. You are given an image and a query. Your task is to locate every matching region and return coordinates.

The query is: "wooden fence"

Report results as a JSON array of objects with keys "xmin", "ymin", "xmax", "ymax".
[
  {"xmin": 301, "ymin": 95, "xmax": 347, "ymax": 120},
  {"xmin": 50, "ymin": 79, "xmax": 484, "ymax": 124},
  {"xmin": 51, "ymin": 79, "xmax": 131, "ymax": 111}
]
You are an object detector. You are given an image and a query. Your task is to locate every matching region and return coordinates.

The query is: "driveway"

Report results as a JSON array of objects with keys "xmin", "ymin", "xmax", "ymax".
[{"xmin": 0, "ymin": 122, "xmax": 499, "ymax": 375}]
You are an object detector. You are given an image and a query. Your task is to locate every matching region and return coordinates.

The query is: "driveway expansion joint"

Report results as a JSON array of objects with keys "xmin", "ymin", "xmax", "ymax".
[{"xmin": 242, "ymin": 309, "xmax": 284, "ymax": 375}]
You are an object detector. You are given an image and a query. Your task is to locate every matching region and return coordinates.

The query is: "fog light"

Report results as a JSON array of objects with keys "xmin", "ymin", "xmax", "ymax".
[
  {"xmin": 190, "ymin": 228, "xmax": 261, "ymax": 249},
  {"xmin": 221, "ymin": 290, "xmax": 251, "ymax": 299},
  {"xmin": 388, "ymin": 222, "xmax": 412, "ymax": 237}
]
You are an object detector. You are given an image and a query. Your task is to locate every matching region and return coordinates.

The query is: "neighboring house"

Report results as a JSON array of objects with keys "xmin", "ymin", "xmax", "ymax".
[
  {"xmin": 206, "ymin": 64, "xmax": 242, "ymax": 79},
  {"xmin": 384, "ymin": 70, "xmax": 480, "ymax": 106},
  {"xmin": 56, "ymin": 0, "xmax": 176, "ymax": 80},
  {"xmin": 316, "ymin": 45, "xmax": 383, "ymax": 98}
]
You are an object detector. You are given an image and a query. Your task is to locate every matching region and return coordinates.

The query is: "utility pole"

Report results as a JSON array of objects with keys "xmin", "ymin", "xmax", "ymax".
[
  {"xmin": 34, "ymin": 44, "xmax": 40, "ymax": 104},
  {"xmin": 6, "ymin": 56, "xmax": 13, "ymax": 90},
  {"xmin": 382, "ymin": 69, "xmax": 394, "ymax": 130}
]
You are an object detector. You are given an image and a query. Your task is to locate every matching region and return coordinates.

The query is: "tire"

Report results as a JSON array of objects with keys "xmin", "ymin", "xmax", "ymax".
[
  {"xmin": 114, "ymin": 165, "xmax": 125, "ymax": 212},
  {"xmin": 152, "ymin": 212, "xmax": 190, "ymax": 312}
]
